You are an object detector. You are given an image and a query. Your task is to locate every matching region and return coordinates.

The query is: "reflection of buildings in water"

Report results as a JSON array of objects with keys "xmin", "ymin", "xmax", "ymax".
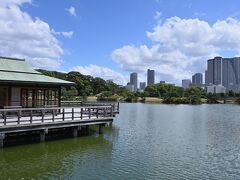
[{"xmin": 0, "ymin": 135, "xmax": 113, "ymax": 179}]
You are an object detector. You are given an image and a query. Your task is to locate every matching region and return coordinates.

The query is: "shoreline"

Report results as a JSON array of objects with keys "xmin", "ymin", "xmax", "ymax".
[{"xmin": 83, "ymin": 96, "xmax": 237, "ymax": 105}]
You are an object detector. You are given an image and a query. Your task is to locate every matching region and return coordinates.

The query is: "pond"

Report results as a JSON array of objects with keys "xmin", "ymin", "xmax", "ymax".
[{"xmin": 1, "ymin": 103, "xmax": 240, "ymax": 179}]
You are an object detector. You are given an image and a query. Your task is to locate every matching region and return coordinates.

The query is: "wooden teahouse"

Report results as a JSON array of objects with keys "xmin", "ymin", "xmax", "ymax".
[{"xmin": 0, "ymin": 57, "xmax": 74, "ymax": 109}]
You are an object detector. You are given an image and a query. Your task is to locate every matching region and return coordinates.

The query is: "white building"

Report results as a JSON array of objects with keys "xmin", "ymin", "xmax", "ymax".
[
  {"xmin": 182, "ymin": 79, "xmax": 191, "ymax": 89},
  {"xmin": 207, "ymin": 85, "xmax": 226, "ymax": 93},
  {"xmin": 126, "ymin": 83, "xmax": 134, "ymax": 92}
]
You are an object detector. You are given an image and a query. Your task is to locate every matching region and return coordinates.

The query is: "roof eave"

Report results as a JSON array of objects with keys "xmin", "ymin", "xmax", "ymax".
[{"xmin": 0, "ymin": 80, "xmax": 75, "ymax": 86}]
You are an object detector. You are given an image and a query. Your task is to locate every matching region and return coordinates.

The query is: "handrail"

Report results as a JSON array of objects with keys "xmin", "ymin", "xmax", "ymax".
[
  {"xmin": 0, "ymin": 105, "xmax": 112, "ymax": 112},
  {"xmin": 61, "ymin": 101, "xmax": 120, "ymax": 112},
  {"xmin": 0, "ymin": 106, "xmax": 114, "ymax": 127}
]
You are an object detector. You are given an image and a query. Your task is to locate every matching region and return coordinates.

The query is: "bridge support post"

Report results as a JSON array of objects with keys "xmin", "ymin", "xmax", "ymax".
[
  {"xmin": 0, "ymin": 133, "xmax": 5, "ymax": 148},
  {"xmin": 99, "ymin": 125, "xmax": 104, "ymax": 134},
  {"xmin": 40, "ymin": 129, "xmax": 48, "ymax": 142},
  {"xmin": 86, "ymin": 125, "xmax": 89, "ymax": 134},
  {"xmin": 73, "ymin": 127, "xmax": 78, "ymax": 137}
]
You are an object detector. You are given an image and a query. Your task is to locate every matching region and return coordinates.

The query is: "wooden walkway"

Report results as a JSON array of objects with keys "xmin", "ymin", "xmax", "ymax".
[{"xmin": 0, "ymin": 104, "xmax": 119, "ymax": 147}]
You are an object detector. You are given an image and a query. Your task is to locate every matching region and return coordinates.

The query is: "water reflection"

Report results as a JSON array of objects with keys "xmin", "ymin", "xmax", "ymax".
[
  {"xmin": 0, "ymin": 134, "xmax": 114, "ymax": 179},
  {"xmin": 1, "ymin": 103, "xmax": 240, "ymax": 179}
]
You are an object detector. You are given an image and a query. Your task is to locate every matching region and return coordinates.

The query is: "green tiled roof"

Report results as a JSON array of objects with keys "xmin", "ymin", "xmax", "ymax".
[{"xmin": 0, "ymin": 57, "xmax": 74, "ymax": 86}]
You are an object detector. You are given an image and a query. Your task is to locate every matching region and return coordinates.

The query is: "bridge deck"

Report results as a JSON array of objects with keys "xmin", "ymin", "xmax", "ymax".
[{"xmin": 0, "ymin": 105, "xmax": 118, "ymax": 147}]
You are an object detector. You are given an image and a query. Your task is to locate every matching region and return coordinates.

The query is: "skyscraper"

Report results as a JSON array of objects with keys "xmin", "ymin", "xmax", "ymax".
[
  {"xmin": 140, "ymin": 82, "xmax": 146, "ymax": 90},
  {"xmin": 130, "ymin": 72, "xmax": 138, "ymax": 92},
  {"xmin": 206, "ymin": 57, "xmax": 240, "ymax": 92},
  {"xmin": 192, "ymin": 73, "xmax": 203, "ymax": 87},
  {"xmin": 205, "ymin": 70, "xmax": 208, "ymax": 85},
  {"xmin": 182, "ymin": 79, "xmax": 191, "ymax": 89},
  {"xmin": 147, "ymin": 69, "xmax": 155, "ymax": 85}
]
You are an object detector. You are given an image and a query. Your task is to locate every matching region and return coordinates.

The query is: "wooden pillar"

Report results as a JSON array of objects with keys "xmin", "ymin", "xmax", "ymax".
[
  {"xmin": 73, "ymin": 127, "xmax": 77, "ymax": 137},
  {"xmin": 58, "ymin": 86, "xmax": 61, "ymax": 107},
  {"xmin": 99, "ymin": 125, "xmax": 104, "ymax": 134},
  {"xmin": 0, "ymin": 133, "xmax": 5, "ymax": 148},
  {"xmin": 40, "ymin": 129, "xmax": 48, "ymax": 142},
  {"xmin": 32, "ymin": 89, "xmax": 36, "ymax": 108},
  {"xmin": 73, "ymin": 126, "xmax": 81, "ymax": 137},
  {"xmin": 43, "ymin": 89, "xmax": 46, "ymax": 106},
  {"xmin": 7, "ymin": 86, "xmax": 11, "ymax": 106},
  {"xmin": 86, "ymin": 125, "xmax": 89, "ymax": 134}
]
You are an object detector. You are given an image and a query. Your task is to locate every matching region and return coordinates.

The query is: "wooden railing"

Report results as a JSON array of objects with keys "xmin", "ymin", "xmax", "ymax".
[
  {"xmin": 0, "ymin": 106, "xmax": 114, "ymax": 127},
  {"xmin": 61, "ymin": 101, "xmax": 120, "ymax": 113}
]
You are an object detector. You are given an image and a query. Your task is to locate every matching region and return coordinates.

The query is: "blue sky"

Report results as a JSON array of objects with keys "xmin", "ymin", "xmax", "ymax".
[{"xmin": 1, "ymin": 0, "xmax": 240, "ymax": 85}]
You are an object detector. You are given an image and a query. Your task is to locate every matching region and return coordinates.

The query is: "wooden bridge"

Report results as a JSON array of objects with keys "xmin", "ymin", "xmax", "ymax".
[{"xmin": 0, "ymin": 102, "xmax": 119, "ymax": 148}]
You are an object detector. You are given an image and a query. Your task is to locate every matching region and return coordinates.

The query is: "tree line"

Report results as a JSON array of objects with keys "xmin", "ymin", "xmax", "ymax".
[
  {"xmin": 37, "ymin": 69, "xmax": 129, "ymax": 100},
  {"xmin": 37, "ymin": 69, "xmax": 240, "ymax": 104}
]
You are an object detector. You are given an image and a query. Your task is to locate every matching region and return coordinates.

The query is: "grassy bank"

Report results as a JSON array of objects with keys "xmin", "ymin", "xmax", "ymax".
[{"xmin": 143, "ymin": 97, "xmax": 163, "ymax": 103}]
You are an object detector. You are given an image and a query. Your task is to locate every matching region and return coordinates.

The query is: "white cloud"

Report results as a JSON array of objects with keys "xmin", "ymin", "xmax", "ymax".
[
  {"xmin": 0, "ymin": 0, "xmax": 32, "ymax": 6},
  {"xmin": 61, "ymin": 31, "xmax": 74, "ymax": 38},
  {"xmin": 112, "ymin": 16, "xmax": 240, "ymax": 84},
  {"xmin": 71, "ymin": 65, "xmax": 128, "ymax": 85},
  {"xmin": 66, "ymin": 6, "xmax": 76, "ymax": 16},
  {"xmin": 154, "ymin": 11, "xmax": 162, "ymax": 20},
  {"xmin": 0, "ymin": 0, "xmax": 70, "ymax": 69},
  {"xmin": 52, "ymin": 30, "xmax": 74, "ymax": 38}
]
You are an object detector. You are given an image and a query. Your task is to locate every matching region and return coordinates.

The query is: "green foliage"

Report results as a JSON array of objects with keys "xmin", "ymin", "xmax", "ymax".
[
  {"xmin": 228, "ymin": 90, "xmax": 235, "ymax": 97},
  {"xmin": 61, "ymin": 87, "xmax": 78, "ymax": 100},
  {"xmin": 144, "ymin": 85, "xmax": 202, "ymax": 104},
  {"xmin": 125, "ymin": 94, "xmax": 138, "ymax": 102},
  {"xmin": 162, "ymin": 97, "xmax": 189, "ymax": 104},
  {"xmin": 37, "ymin": 69, "xmax": 122, "ymax": 98},
  {"xmin": 206, "ymin": 93, "xmax": 219, "ymax": 104},
  {"xmin": 188, "ymin": 95, "xmax": 201, "ymax": 104},
  {"xmin": 97, "ymin": 91, "xmax": 119, "ymax": 101},
  {"xmin": 144, "ymin": 84, "xmax": 184, "ymax": 98},
  {"xmin": 235, "ymin": 97, "xmax": 240, "ymax": 104}
]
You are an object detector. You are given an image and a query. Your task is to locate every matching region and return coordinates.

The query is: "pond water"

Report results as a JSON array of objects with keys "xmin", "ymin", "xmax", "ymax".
[{"xmin": 1, "ymin": 103, "xmax": 240, "ymax": 179}]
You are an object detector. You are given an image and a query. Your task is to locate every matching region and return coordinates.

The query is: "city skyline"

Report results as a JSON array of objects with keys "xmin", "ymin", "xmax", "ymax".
[{"xmin": 2, "ymin": 0, "xmax": 240, "ymax": 86}]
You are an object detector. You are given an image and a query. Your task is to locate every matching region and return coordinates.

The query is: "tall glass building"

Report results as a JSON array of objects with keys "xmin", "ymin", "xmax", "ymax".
[
  {"xmin": 147, "ymin": 69, "xmax": 155, "ymax": 86},
  {"xmin": 130, "ymin": 72, "xmax": 138, "ymax": 92},
  {"xmin": 206, "ymin": 57, "xmax": 240, "ymax": 92},
  {"xmin": 192, "ymin": 73, "xmax": 203, "ymax": 87}
]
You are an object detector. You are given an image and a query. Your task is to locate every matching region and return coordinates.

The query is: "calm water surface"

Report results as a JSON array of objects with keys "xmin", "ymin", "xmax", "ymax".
[{"xmin": 1, "ymin": 103, "xmax": 240, "ymax": 179}]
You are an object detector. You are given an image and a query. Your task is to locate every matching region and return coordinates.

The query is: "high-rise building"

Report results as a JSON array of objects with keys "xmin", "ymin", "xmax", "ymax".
[
  {"xmin": 160, "ymin": 81, "xmax": 165, "ymax": 84},
  {"xmin": 140, "ymin": 82, "xmax": 146, "ymax": 90},
  {"xmin": 192, "ymin": 73, "xmax": 203, "ymax": 87},
  {"xmin": 147, "ymin": 69, "xmax": 155, "ymax": 85},
  {"xmin": 126, "ymin": 82, "xmax": 134, "ymax": 92},
  {"xmin": 205, "ymin": 70, "xmax": 208, "ymax": 85},
  {"xmin": 206, "ymin": 57, "xmax": 240, "ymax": 92},
  {"xmin": 182, "ymin": 79, "xmax": 191, "ymax": 89},
  {"xmin": 130, "ymin": 72, "xmax": 138, "ymax": 92}
]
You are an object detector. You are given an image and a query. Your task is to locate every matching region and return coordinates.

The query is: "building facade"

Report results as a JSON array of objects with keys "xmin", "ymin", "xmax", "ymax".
[
  {"xmin": 126, "ymin": 83, "xmax": 134, "ymax": 92},
  {"xmin": 139, "ymin": 82, "xmax": 146, "ymax": 90},
  {"xmin": 192, "ymin": 73, "xmax": 203, "ymax": 87},
  {"xmin": 206, "ymin": 57, "xmax": 240, "ymax": 92},
  {"xmin": 130, "ymin": 72, "xmax": 138, "ymax": 92},
  {"xmin": 147, "ymin": 69, "xmax": 155, "ymax": 85},
  {"xmin": 182, "ymin": 79, "xmax": 191, "ymax": 89},
  {"xmin": 207, "ymin": 85, "xmax": 226, "ymax": 93},
  {"xmin": 0, "ymin": 57, "xmax": 74, "ymax": 108}
]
